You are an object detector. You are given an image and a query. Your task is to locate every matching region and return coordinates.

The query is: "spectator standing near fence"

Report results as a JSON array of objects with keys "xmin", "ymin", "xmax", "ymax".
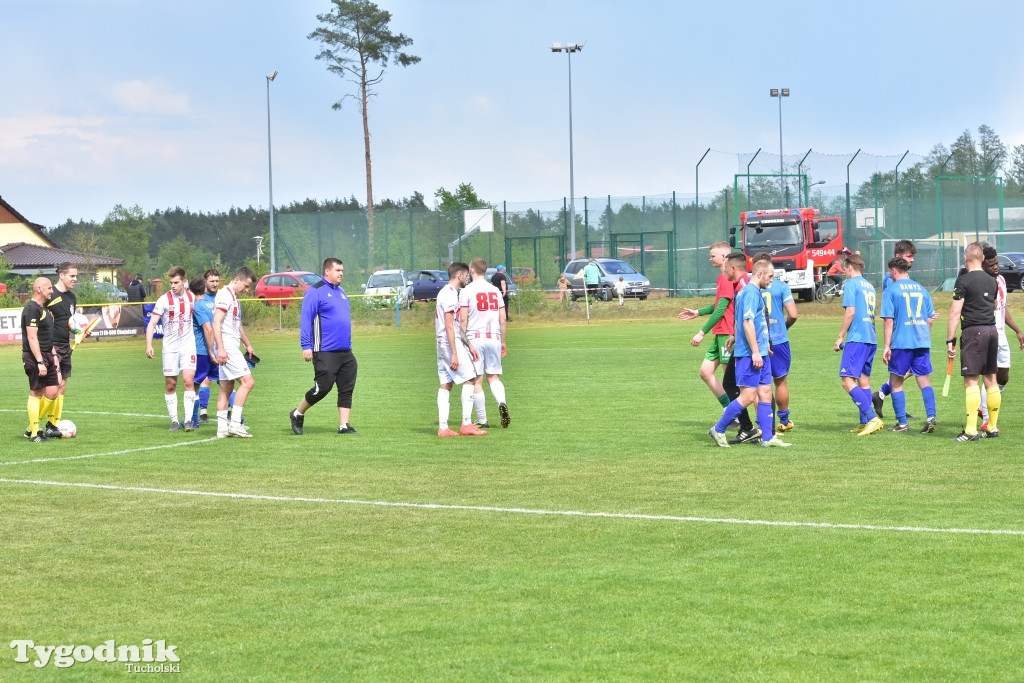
[
  {"xmin": 582, "ymin": 258, "xmax": 601, "ymax": 303},
  {"xmin": 557, "ymin": 273, "xmax": 570, "ymax": 303},
  {"xmin": 290, "ymin": 258, "xmax": 359, "ymax": 436},
  {"xmin": 491, "ymin": 265, "xmax": 512, "ymax": 321}
]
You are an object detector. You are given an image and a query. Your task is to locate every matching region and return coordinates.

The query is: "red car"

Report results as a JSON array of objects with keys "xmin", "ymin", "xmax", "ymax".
[{"xmin": 253, "ymin": 271, "xmax": 321, "ymax": 306}]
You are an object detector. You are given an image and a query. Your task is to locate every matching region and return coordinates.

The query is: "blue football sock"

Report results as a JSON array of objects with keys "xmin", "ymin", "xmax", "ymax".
[
  {"xmin": 881, "ymin": 382, "xmax": 892, "ymax": 397},
  {"xmin": 892, "ymin": 390, "xmax": 907, "ymax": 424},
  {"xmin": 921, "ymin": 386, "xmax": 937, "ymax": 419},
  {"xmin": 778, "ymin": 409, "xmax": 790, "ymax": 426},
  {"xmin": 850, "ymin": 387, "xmax": 874, "ymax": 423},
  {"xmin": 199, "ymin": 387, "xmax": 210, "ymax": 409},
  {"xmin": 715, "ymin": 400, "xmax": 745, "ymax": 433},
  {"xmin": 757, "ymin": 402, "xmax": 773, "ymax": 442}
]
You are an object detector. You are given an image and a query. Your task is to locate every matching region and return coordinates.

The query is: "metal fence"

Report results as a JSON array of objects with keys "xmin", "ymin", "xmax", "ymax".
[{"xmin": 271, "ymin": 150, "xmax": 1024, "ymax": 296}]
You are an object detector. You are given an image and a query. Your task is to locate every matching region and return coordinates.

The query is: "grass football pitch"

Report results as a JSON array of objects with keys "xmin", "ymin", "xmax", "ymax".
[{"xmin": 2, "ymin": 307, "xmax": 1023, "ymax": 680}]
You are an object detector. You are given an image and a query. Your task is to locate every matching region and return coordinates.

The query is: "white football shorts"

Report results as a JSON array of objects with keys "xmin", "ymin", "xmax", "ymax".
[
  {"xmin": 471, "ymin": 337, "xmax": 503, "ymax": 376},
  {"xmin": 162, "ymin": 348, "xmax": 197, "ymax": 377},
  {"xmin": 437, "ymin": 340, "xmax": 477, "ymax": 385}
]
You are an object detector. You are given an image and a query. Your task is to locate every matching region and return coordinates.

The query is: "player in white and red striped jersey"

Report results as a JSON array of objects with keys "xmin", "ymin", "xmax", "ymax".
[
  {"xmin": 435, "ymin": 262, "xmax": 484, "ymax": 437},
  {"xmin": 459, "ymin": 258, "xmax": 510, "ymax": 429},
  {"xmin": 213, "ymin": 266, "xmax": 257, "ymax": 438},
  {"xmin": 145, "ymin": 266, "xmax": 198, "ymax": 431}
]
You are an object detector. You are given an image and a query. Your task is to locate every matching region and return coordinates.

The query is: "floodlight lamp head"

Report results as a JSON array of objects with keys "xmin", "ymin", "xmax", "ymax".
[
  {"xmin": 781, "ymin": 88, "xmax": 790, "ymax": 96},
  {"xmin": 267, "ymin": 70, "xmax": 278, "ymax": 82},
  {"xmin": 551, "ymin": 42, "xmax": 563, "ymax": 52}
]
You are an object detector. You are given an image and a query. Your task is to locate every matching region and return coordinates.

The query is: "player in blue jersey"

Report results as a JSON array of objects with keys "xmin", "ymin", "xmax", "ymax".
[
  {"xmin": 833, "ymin": 253, "xmax": 883, "ymax": 435},
  {"xmin": 189, "ymin": 269, "xmax": 220, "ymax": 427},
  {"xmin": 709, "ymin": 257, "xmax": 791, "ymax": 448},
  {"xmin": 752, "ymin": 253, "xmax": 798, "ymax": 432},
  {"xmin": 880, "ymin": 256, "xmax": 937, "ymax": 433},
  {"xmin": 874, "ymin": 240, "xmax": 920, "ymax": 419}
]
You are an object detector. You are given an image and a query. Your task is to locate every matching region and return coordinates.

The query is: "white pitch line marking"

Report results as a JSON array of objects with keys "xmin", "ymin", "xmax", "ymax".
[
  {"xmin": 0, "ymin": 439, "xmax": 219, "ymax": 467},
  {"xmin": 0, "ymin": 477, "xmax": 1021, "ymax": 537},
  {"xmin": 0, "ymin": 409, "xmax": 169, "ymax": 419}
]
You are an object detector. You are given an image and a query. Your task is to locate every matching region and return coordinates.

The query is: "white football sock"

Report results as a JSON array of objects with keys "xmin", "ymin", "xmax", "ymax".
[
  {"xmin": 231, "ymin": 406, "xmax": 244, "ymax": 426},
  {"xmin": 461, "ymin": 384, "xmax": 475, "ymax": 425},
  {"xmin": 489, "ymin": 379, "xmax": 507, "ymax": 405},
  {"xmin": 217, "ymin": 410, "xmax": 229, "ymax": 432},
  {"xmin": 165, "ymin": 393, "xmax": 178, "ymax": 422},
  {"xmin": 437, "ymin": 388, "xmax": 450, "ymax": 429},
  {"xmin": 473, "ymin": 390, "xmax": 487, "ymax": 423},
  {"xmin": 183, "ymin": 391, "xmax": 197, "ymax": 424}
]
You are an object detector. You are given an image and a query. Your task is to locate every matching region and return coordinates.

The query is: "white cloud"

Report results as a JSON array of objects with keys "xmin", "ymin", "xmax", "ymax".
[{"xmin": 111, "ymin": 79, "xmax": 191, "ymax": 115}]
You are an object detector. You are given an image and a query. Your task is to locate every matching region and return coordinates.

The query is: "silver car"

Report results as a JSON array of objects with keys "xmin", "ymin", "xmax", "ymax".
[{"xmin": 562, "ymin": 258, "xmax": 651, "ymax": 301}]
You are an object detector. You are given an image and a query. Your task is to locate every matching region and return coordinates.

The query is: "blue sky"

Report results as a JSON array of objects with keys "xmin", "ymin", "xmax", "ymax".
[{"xmin": 3, "ymin": 0, "xmax": 1023, "ymax": 228}]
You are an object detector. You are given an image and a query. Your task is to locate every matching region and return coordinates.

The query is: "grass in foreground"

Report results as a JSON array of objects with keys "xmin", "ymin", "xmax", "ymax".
[{"xmin": 1, "ymin": 309, "xmax": 1022, "ymax": 680}]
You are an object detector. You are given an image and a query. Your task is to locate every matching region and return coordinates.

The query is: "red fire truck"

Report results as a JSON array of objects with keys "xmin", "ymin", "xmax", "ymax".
[{"xmin": 730, "ymin": 207, "xmax": 846, "ymax": 300}]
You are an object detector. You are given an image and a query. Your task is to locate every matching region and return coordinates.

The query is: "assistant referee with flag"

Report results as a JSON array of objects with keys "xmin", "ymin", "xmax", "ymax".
[{"xmin": 289, "ymin": 257, "xmax": 359, "ymax": 435}]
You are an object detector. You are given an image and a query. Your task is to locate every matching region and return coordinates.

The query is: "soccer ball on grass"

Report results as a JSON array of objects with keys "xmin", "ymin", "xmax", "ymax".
[{"xmin": 57, "ymin": 419, "xmax": 77, "ymax": 438}]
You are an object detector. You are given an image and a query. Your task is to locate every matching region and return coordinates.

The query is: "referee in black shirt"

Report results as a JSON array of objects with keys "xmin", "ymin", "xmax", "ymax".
[
  {"xmin": 45, "ymin": 262, "xmax": 78, "ymax": 434},
  {"xmin": 947, "ymin": 242, "xmax": 1000, "ymax": 441},
  {"xmin": 22, "ymin": 277, "xmax": 60, "ymax": 441}
]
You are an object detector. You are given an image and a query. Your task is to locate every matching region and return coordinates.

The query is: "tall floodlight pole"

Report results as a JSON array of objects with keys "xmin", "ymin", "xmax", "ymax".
[
  {"xmin": 266, "ymin": 70, "xmax": 278, "ymax": 273},
  {"xmin": 770, "ymin": 88, "xmax": 789, "ymax": 206},
  {"xmin": 551, "ymin": 41, "xmax": 585, "ymax": 259}
]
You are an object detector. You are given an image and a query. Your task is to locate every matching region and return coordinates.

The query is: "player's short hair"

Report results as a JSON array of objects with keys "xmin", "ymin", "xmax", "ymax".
[
  {"xmin": 322, "ymin": 257, "xmax": 343, "ymax": 274},
  {"xmin": 448, "ymin": 262, "xmax": 469, "ymax": 280},
  {"xmin": 982, "ymin": 245, "xmax": 998, "ymax": 261},
  {"xmin": 752, "ymin": 259, "xmax": 774, "ymax": 276},
  {"xmin": 56, "ymin": 262, "xmax": 76, "ymax": 276},
  {"xmin": 709, "ymin": 241, "xmax": 730, "ymax": 252},
  {"xmin": 965, "ymin": 242, "xmax": 983, "ymax": 263},
  {"xmin": 751, "ymin": 252, "xmax": 772, "ymax": 264},
  {"xmin": 893, "ymin": 239, "xmax": 917, "ymax": 257},
  {"xmin": 189, "ymin": 277, "xmax": 205, "ymax": 296},
  {"xmin": 167, "ymin": 266, "xmax": 186, "ymax": 280},
  {"xmin": 204, "ymin": 268, "xmax": 220, "ymax": 280},
  {"xmin": 725, "ymin": 252, "xmax": 748, "ymax": 269},
  {"xmin": 887, "ymin": 256, "xmax": 910, "ymax": 273},
  {"xmin": 234, "ymin": 266, "xmax": 256, "ymax": 283},
  {"xmin": 470, "ymin": 257, "xmax": 488, "ymax": 276},
  {"xmin": 843, "ymin": 253, "xmax": 866, "ymax": 272}
]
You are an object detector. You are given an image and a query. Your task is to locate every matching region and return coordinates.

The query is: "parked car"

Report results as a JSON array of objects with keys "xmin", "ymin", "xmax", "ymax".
[
  {"xmin": 362, "ymin": 269, "xmax": 414, "ymax": 308},
  {"xmin": 998, "ymin": 253, "xmax": 1024, "ymax": 292},
  {"xmin": 407, "ymin": 269, "xmax": 448, "ymax": 301},
  {"xmin": 254, "ymin": 270, "xmax": 321, "ymax": 306},
  {"xmin": 562, "ymin": 258, "xmax": 651, "ymax": 301},
  {"xmin": 92, "ymin": 281, "xmax": 128, "ymax": 301},
  {"xmin": 508, "ymin": 266, "xmax": 536, "ymax": 286},
  {"xmin": 484, "ymin": 268, "xmax": 518, "ymax": 298}
]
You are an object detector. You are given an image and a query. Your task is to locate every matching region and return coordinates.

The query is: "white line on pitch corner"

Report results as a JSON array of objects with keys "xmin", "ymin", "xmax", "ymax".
[
  {"xmin": 0, "ymin": 477, "xmax": 1021, "ymax": 537},
  {"xmin": 0, "ymin": 439, "xmax": 219, "ymax": 467}
]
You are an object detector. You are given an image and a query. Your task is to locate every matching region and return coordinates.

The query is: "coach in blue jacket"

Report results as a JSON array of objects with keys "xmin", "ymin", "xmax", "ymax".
[{"xmin": 289, "ymin": 257, "xmax": 358, "ymax": 435}]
